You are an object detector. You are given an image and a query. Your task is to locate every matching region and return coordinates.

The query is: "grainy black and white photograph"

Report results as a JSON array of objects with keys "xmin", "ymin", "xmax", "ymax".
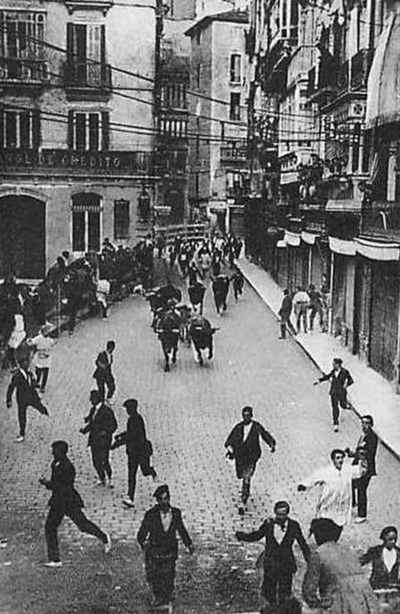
[{"xmin": 0, "ymin": 0, "xmax": 400, "ymax": 611}]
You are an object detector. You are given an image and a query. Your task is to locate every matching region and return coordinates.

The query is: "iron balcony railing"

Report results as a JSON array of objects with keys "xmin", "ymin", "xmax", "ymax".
[
  {"xmin": 0, "ymin": 57, "xmax": 48, "ymax": 82},
  {"xmin": 64, "ymin": 61, "xmax": 112, "ymax": 90}
]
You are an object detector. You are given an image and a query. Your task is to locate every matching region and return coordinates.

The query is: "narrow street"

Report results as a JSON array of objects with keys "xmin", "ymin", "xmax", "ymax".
[{"xmin": 1, "ymin": 260, "xmax": 400, "ymax": 614}]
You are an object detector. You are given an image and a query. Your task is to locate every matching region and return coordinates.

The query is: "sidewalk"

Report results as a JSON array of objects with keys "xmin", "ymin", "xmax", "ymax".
[{"xmin": 237, "ymin": 257, "xmax": 400, "ymax": 462}]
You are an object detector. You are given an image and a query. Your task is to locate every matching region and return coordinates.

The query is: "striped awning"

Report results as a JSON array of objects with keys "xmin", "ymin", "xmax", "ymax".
[
  {"xmin": 329, "ymin": 237, "xmax": 356, "ymax": 255},
  {"xmin": 355, "ymin": 238, "xmax": 400, "ymax": 261}
]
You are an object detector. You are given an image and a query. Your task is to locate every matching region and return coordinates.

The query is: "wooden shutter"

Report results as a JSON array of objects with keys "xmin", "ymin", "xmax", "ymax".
[
  {"xmin": 68, "ymin": 110, "xmax": 74, "ymax": 149},
  {"xmin": 32, "ymin": 109, "xmax": 40, "ymax": 149},
  {"xmin": 0, "ymin": 109, "xmax": 4, "ymax": 149},
  {"xmin": 89, "ymin": 113, "xmax": 99, "ymax": 151},
  {"xmin": 66, "ymin": 23, "xmax": 74, "ymax": 63},
  {"xmin": 101, "ymin": 111, "xmax": 109, "ymax": 150}
]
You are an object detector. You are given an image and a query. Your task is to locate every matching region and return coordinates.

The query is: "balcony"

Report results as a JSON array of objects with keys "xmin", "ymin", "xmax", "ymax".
[
  {"xmin": 157, "ymin": 148, "xmax": 187, "ymax": 176},
  {"xmin": 220, "ymin": 145, "xmax": 247, "ymax": 164},
  {"xmin": 335, "ymin": 49, "xmax": 373, "ymax": 96},
  {"xmin": 360, "ymin": 202, "xmax": 400, "ymax": 242},
  {"xmin": 64, "ymin": 61, "xmax": 112, "ymax": 100},
  {"xmin": 306, "ymin": 54, "xmax": 338, "ymax": 104},
  {"xmin": 300, "ymin": 202, "xmax": 327, "ymax": 235},
  {"xmin": 0, "ymin": 57, "xmax": 48, "ymax": 89}
]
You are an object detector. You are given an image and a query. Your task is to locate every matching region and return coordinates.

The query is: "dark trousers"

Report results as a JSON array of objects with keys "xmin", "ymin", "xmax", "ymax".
[
  {"xmin": 296, "ymin": 307, "xmax": 308, "ymax": 333},
  {"xmin": 214, "ymin": 294, "xmax": 227, "ymax": 314},
  {"xmin": 91, "ymin": 445, "xmax": 112, "ymax": 482},
  {"xmin": 330, "ymin": 393, "xmax": 348, "ymax": 425},
  {"xmin": 18, "ymin": 398, "xmax": 47, "ymax": 437},
  {"xmin": 262, "ymin": 570, "xmax": 293, "ymax": 606},
  {"xmin": 127, "ymin": 454, "xmax": 156, "ymax": 501},
  {"xmin": 280, "ymin": 314, "xmax": 296, "ymax": 338},
  {"xmin": 45, "ymin": 505, "xmax": 107, "ymax": 562},
  {"xmin": 352, "ymin": 475, "xmax": 372, "ymax": 518},
  {"xmin": 36, "ymin": 367, "xmax": 49, "ymax": 391},
  {"xmin": 95, "ymin": 373, "xmax": 115, "ymax": 400},
  {"xmin": 68, "ymin": 297, "xmax": 81, "ymax": 333}
]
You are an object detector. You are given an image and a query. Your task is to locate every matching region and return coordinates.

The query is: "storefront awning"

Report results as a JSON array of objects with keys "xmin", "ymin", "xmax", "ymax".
[
  {"xmin": 326, "ymin": 199, "xmax": 361, "ymax": 213},
  {"xmin": 366, "ymin": 13, "xmax": 399, "ymax": 129},
  {"xmin": 355, "ymin": 238, "xmax": 400, "ymax": 261},
  {"xmin": 284, "ymin": 231, "xmax": 301, "ymax": 247},
  {"xmin": 301, "ymin": 231, "xmax": 318, "ymax": 245},
  {"xmin": 329, "ymin": 237, "xmax": 356, "ymax": 255}
]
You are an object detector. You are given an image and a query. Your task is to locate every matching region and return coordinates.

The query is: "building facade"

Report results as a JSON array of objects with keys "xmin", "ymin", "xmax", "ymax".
[
  {"xmin": 245, "ymin": 0, "xmax": 400, "ymax": 387},
  {"xmin": 186, "ymin": 10, "xmax": 249, "ymax": 235},
  {"xmin": 0, "ymin": 0, "xmax": 162, "ymax": 279}
]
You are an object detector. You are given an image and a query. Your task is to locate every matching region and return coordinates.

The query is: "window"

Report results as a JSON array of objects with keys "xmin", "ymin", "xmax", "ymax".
[
  {"xmin": 66, "ymin": 23, "xmax": 105, "ymax": 85},
  {"xmin": 0, "ymin": 108, "xmax": 40, "ymax": 149},
  {"xmin": 72, "ymin": 193, "xmax": 101, "ymax": 252},
  {"xmin": 114, "ymin": 200, "xmax": 130, "ymax": 240},
  {"xmin": 229, "ymin": 93, "xmax": 241, "ymax": 121},
  {"xmin": 161, "ymin": 83, "xmax": 187, "ymax": 109},
  {"xmin": 196, "ymin": 30, "xmax": 201, "ymax": 45},
  {"xmin": 230, "ymin": 54, "xmax": 241, "ymax": 83},
  {"xmin": 196, "ymin": 64, "xmax": 201, "ymax": 88},
  {"xmin": 0, "ymin": 11, "xmax": 45, "ymax": 79},
  {"xmin": 68, "ymin": 111, "xmax": 109, "ymax": 150}
]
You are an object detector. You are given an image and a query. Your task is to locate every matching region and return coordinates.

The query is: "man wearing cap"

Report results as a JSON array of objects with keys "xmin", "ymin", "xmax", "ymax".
[
  {"xmin": 6, "ymin": 356, "xmax": 49, "ymax": 443},
  {"xmin": 111, "ymin": 399, "xmax": 157, "ymax": 508},
  {"xmin": 137, "ymin": 484, "xmax": 194, "ymax": 607},
  {"xmin": 80, "ymin": 390, "xmax": 118, "ymax": 487},
  {"xmin": 39, "ymin": 440, "xmax": 111, "ymax": 567}
]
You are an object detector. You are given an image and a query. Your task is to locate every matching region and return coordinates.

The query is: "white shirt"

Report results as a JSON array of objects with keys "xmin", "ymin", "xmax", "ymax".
[
  {"xmin": 273, "ymin": 521, "xmax": 288, "ymax": 544},
  {"xmin": 31, "ymin": 334, "xmax": 54, "ymax": 368},
  {"xmin": 243, "ymin": 422, "xmax": 252, "ymax": 443},
  {"xmin": 302, "ymin": 461, "xmax": 364, "ymax": 526},
  {"xmin": 160, "ymin": 509, "xmax": 172, "ymax": 532},
  {"xmin": 383, "ymin": 547, "xmax": 397, "ymax": 572}
]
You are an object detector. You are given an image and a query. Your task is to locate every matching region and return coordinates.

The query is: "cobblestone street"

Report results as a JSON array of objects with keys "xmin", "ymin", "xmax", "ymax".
[{"xmin": 1, "ymin": 261, "xmax": 400, "ymax": 614}]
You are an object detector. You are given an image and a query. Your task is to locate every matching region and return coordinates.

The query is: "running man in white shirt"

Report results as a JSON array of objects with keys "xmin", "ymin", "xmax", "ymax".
[
  {"xmin": 297, "ymin": 448, "xmax": 366, "ymax": 541},
  {"xmin": 28, "ymin": 324, "xmax": 56, "ymax": 393}
]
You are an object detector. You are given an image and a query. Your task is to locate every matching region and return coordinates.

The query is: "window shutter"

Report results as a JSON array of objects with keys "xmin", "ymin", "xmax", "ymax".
[
  {"xmin": 89, "ymin": 113, "xmax": 99, "ymax": 151},
  {"xmin": 101, "ymin": 111, "xmax": 109, "ymax": 150},
  {"xmin": 32, "ymin": 109, "xmax": 40, "ymax": 149},
  {"xmin": 66, "ymin": 23, "xmax": 74, "ymax": 63},
  {"xmin": 100, "ymin": 24, "xmax": 106, "ymax": 64},
  {"xmin": 68, "ymin": 110, "xmax": 74, "ymax": 149},
  {"xmin": 0, "ymin": 109, "xmax": 4, "ymax": 149}
]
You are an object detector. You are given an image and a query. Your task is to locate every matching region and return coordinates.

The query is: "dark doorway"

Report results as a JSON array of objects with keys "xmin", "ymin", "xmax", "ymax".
[{"xmin": 0, "ymin": 195, "xmax": 46, "ymax": 278}]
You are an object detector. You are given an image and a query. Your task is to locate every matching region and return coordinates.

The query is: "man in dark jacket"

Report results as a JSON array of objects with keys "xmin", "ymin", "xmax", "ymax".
[
  {"xmin": 236, "ymin": 501, "xmax": 309, "ymax": 607},
  {"xmin": 6, "ymin": 357, "xmax": 49, "ymax": 442},
  {"xmin": 137, "ymin": 484, "xmax": 194, "ymax": 607},
  {"xmin": 111, "ymin": 398, "xmax": 157, "ymax": 507},
  {"xmin": 39, "ymin": 440, "xmax": 111, "ymax": 567},
  {"xmin": 314, "ymin": 357, "xmax": 353, "ymax": 432},
  {"xmin": 93, "ymin": 340, "xmax": 116, "ymax": 401},
  {"xmin": 212, "ymin": 274, "xmax": 230, "ymax": 315},
  {"xmin": 278, "ymin": 289, "xmax": 296, "ymax": 339},
  {"xmin": 80, "ymin": 390, "xmax": 117, "ymax": 487},
  {"xmin": 346, "ymin": 414, "xmax": 378, "ymax": 522},
  {"xmin": 225, "ymin": 406, "xmax": 276, "ymax": 507}
]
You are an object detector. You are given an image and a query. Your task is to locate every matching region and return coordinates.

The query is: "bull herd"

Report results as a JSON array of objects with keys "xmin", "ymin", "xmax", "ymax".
[{"xmin": 145, "ymin": 283, "xmax": 218, "ymax": 372}]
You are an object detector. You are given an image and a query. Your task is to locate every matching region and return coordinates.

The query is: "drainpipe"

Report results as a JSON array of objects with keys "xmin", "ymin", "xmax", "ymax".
[{"xmin": 328, "ymin": 251, "xmax": 335, "ymax": 334}]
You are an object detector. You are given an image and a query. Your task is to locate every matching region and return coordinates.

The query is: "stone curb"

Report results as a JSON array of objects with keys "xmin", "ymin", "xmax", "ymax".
[{"xmin": 237, "ymin": 260, "xmax": 400, "ymax": 465}]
